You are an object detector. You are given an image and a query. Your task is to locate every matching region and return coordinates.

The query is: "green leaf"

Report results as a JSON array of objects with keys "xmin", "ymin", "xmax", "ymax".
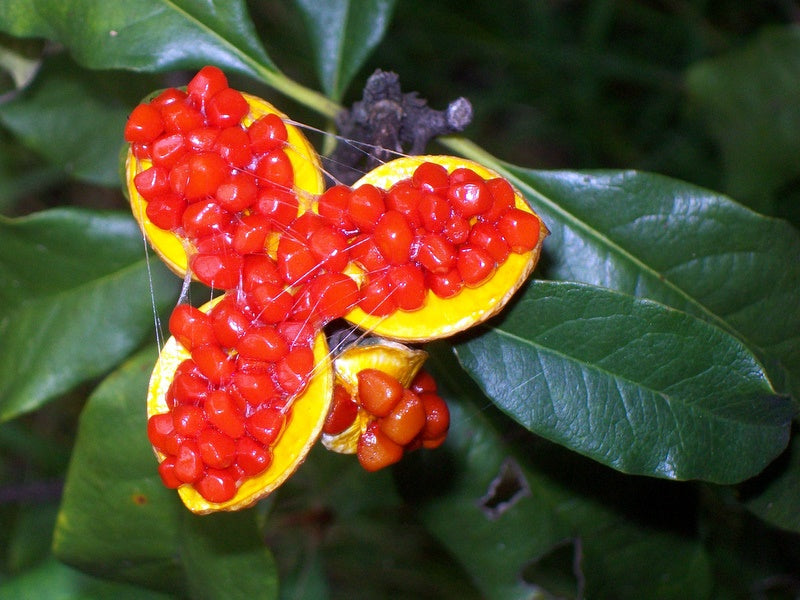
[
  {"xmin": 292, "ymin": 0, "xmax": 396, "ymax": 101},
  {"xmin": 53, "ymin": 349, "xmax": 278, "ymax": 598},
  {"xmin": 0, "ymin": 0, "xmax": 275, "ymax": 80},
  {"xmin": 0, "ymin": 208, "xmax": 178, "ymax": 422},
  {"xmin": 0, "ymin": 56, "xmax": 136, "ymax": 186},
  {"xmin": 444, "ymin": 138, "xmax": 800, "ymax": 401},
  {"xmin": 398, "ymin": 344, "xmax": 714, "ymax": 599},
  {"xmin": 0, "ymin": 557, "xmax": 174, "ymax": 600},
  {"xmin": 455, "ymin": 280, "xmax": 792, "ymax": 483},
  {"xmin": 740, "ymin": 433, "xmax": 800, "ymax": 534},
  {"xmin": 686, "ymin": 25, "xmax": 800, "ymax": 215}
]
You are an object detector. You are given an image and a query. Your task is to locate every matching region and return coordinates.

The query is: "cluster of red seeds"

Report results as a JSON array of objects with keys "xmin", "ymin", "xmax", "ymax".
[
  {"xmin": 318, "ymin": 163, "xmax": 542, "ymax": 315},
  {"xmin": 127, "ymin": 66, "xmax": 326, "ymax": 503},
  {"xmin": 323, "ymin": 369, "xmax": 450, "ymax": 471},
  {"xmin": 146, "ymin": 299, "xmax": 318, "ymax": 503},
  {"xmin": 127, "ymin": 66, "xmax": 539, "ymax": 502}
]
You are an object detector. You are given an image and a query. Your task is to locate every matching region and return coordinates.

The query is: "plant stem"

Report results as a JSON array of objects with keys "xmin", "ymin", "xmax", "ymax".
[{"xmin": 255, "ymin": 66, "xmax": 342, "ymax": 120}]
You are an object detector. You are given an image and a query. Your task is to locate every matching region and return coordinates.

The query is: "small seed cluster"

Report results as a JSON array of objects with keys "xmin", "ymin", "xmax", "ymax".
[
  {"xmin": 125, "ymin": 66, "xmax": 542, "ymax": 505},
  {"xmin": 323, "ymin": 368, "xmax": 449, "ymax": 471}
]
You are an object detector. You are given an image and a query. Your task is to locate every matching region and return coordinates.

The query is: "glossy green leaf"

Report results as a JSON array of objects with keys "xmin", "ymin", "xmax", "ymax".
[
  {"xmin": 292, "ymin": 0, "xmax": 396, "ymax": 101},
  {"xmin": 0, "ymin": 208, "xmax": 178, "ymax": 422},
  {"xmin": 397, "ymin": 344, "xmax": 713, "ymax": 599},
  {"xmin": 686, "ymin": 25, "xmax": 800, "ymax": 215},
  {"xmin": 53, "ymin": 349, "xmax": 277, "ymax": 598},
  {"xmin": 455, "ymin": 280, "xmax": 792, "ymax": 483},
  {"xmin": 444, "ymin": 138, "xmax": 800, "ymax": 401},
  {"xmin": 0, "ymin": 56, "xmax": 134, "ymax": 186},
  {"xmin": 0, "ymin": 557, "xmax": 174, "ymax": 599},
  {"xmin": 0, "ymin": 0, "xmax": 274, "ymax": 80}
]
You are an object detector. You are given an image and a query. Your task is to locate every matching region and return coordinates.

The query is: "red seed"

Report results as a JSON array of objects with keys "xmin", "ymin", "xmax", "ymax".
[
  {"xmin": 232, "ymin": 371, "xmax": 279, "ymax": 406},
  {"xmin": 249, "ymin": 281, "xmax": 293, "ymax": 323},
  {"xmin": 183, "ymin": 152, "xmax": 229, "ymax": 200},
  {"xmin": 204, "ymin": 389, "xmax": 246, "ymax": 438},
  {"xmin": 147, "ymin": 413, "xmax": 175, "ymax": 452},
  {"xmin": 150, "ymin": 88, "xmax": 187, "ymax": 109},
  {"xmin": 323, "ymin": 384, "xmax": 359, "ymax": 435},
  {"xmin": 198, "ymin": 427, "xmax": 237, "ymax": 469},
  {"xmin": 169, "ymin": 304, "xmax": 216, "ymax": 351},
  {"xmin": 236, "ymin": 436, "xmax": 273, "ymax": 476},
  {"xmin": 448, "ymin": 180, "xmax": 492, "ymax": 218},
  {"xmin": 308, "ymin": 225, "xmax": 349, "ymax": 273},
  {"xmin": 248, "ymin": 113, "xmax": 288, "ymax": 154},
  {"xmin": 190, "ymin": 252, "xmax": 243, "ymax": 290},
  {"xmin": 191, "ymin": 344, "xmax": 236, "ymax": 385},
  {"xmin": 309, "ymin": 272, "xmax": 360, "ymax": 322},
  {"xmin": 254, "ymin": 149, "xmax": 294, "ymax": 189},
  {"xmin": 416, "ymin": 233, "xmax": 457, "ymax": 275},
  {"xmin": 388, "ymin": 263, "xmax": 427, "ymax": 311},
  {"xmin": 412, "ymin": 161, "xmax": 449, "ymax": 193},
  {"xmin": 242, "ymin": 254, "xmax": 282, "ymax": 291},
  {"xmin": 215, "ymin": 126, "xmax": 253, "ymax": 168},
  {"xmin": 411, "ymin": 369, "xmax": 438, "ymax": 394},
  {"xmin": 232, "ymin": 213, "xmax": 271, "ymax": 255},
  {"xmin": 206, "ymin": 87, "xmax": 249, "ymax": 128},
  {"xmin": 124, "ymin": 103, "xmax": 164, "ymax": 143},
  {"xmin": 145, "ymin": 193, "xmax": 187, "ymax": 231},
  {"xmin": 236, "ymin": 325, "xmax": 289, "ymax": 362},
  {"xmin": 195, "ymin": 467, "xmax": 237, "ymax": 503},
  {"xmin": 379, "ymin": 389, "xmax": 426, "ymax": 446},
  {"xmin": 482, "ymin": 178, "xmax": 516, "ymax": 223},
  {"xmin": 347, "ymin": 184, "xmax": 385, "ymax": 232},
  {"xmin": 358, "ymin": 273, "xmax": 398, "ymax": 316},
  {"xmin": 357, "ymin": 421, "xmax": 403, "ymax": 472},
  {"xmin": 182, "ymin": 199, "xmax": 231, "ymax": 240},
  {"xmin": 173, "ymin": 405, "xmax": 205, "ymax": 437},
  {"xmin": 174, "ymin": 440, "xmax": 204, "ymax": 483},
  {"xmin": 247, "ymin": 407, "xmax": 286, "ymax": 447},
  {"xmin": 150, "ymin": 133, "xmax": 186, "ymax": 169},
  {"xmin": 426, "ymin": 268, "xmax": 464, "ymax": 299},
  {"xmin": 357, "ymin": 369, "xmax": 403, "ymax": 418},
  {"xmin": 186, "ymin": 65, "xmax": 229, "ymax": 106},
  {"xmin": 318, "ymin": 184, "xmax": 354, "ymax": 231},
  {"xmin": 373, "ymin": 210, "xmax": 414, "ymax": 265},
  {"xmin": 169, "ymin": 363, "xmax": 210, "ymax": 406},
  {"xmin": 186, "ymin": 127, "xmax": 220, "ymax": 152},
  {"xmin": 469, "ymin": 221, "xmax": 510, "ymax": 264},
  {"xmin": 449, "ymin": 167, "xmax": 483, "ymax": 184},
  {"xmin": 348, "ymin": 234, "xmax": 388, "ymax": 273},
  {"xmin": 456, "ymin": 244, "xmax": 496, "ymax": 287},
  {"xmin": 419, "ymin": 392, "xmax": 450, "ymax": 440},
  {"xmin": 216, "ymin": 172, "xmax": 258, "ymax": 213},
  {"xmin": 386, "ymin": 180, "xmax": 422, "ymax": 228},
  {"xmin": 276, "ymin": 347, "xmax": 315, "ymax": 396},
  {"xmin": 157, "ymin": 457, "xmax": 182, "ymax": 488},
  {"xmin": 255, "ymin": 187, "xmax": 298, "ymax": 227},
  {"xmin": 496, "ymin": 208, "xmax": 541, "ymax": 253},
  {"xmin": 134, "ymin": 166, "xmax": 169, "ymax": 200},
  {"xmin": 418, "ymin": 192, "xmax": 451, "ymax": 234},
  {"xmin": 442, "ymin": 215, "xmax": 470, "ymax": 245},
  {"xmin": 160, "ymin": 101, "xmax": 204, "ymax": 134},
  {"xmin": 277, "ymin": 236, "xmax": 319, "ymax": 285}
]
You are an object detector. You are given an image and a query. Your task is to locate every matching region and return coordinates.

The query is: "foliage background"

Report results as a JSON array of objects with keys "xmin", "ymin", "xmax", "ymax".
[{"xmin": 1, "ymin": 1, "xmax": 800, "ymax": 598}]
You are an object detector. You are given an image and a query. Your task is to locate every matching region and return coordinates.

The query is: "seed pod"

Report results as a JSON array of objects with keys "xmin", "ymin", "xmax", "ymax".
[
  {"xmin": 340, "ymin": 155, "xmax": 548, "ymax": 342},
  {"xmin": 147, "ymin": 295, "xmax": 333, "ymax": 514}
]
